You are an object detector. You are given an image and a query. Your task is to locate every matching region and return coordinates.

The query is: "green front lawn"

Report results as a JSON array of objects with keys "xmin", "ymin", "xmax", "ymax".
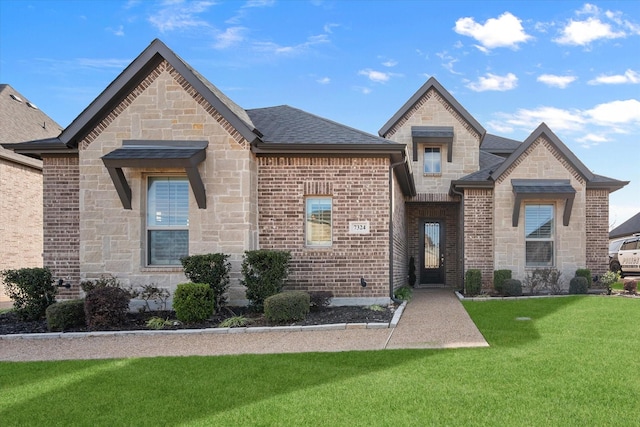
[{"xmin": 1, "ymin": 296, "xmax": 639, "ymax": 426}]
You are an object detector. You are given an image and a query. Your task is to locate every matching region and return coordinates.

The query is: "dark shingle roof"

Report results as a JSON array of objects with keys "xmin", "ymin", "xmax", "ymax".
[
  {"xmin": 479, "ymin": 150, "xmax": 505, "ymax": 170},
  {"xmin": 480, "ymin": 133, "xmax": 521, "ymax": 155},
  {"xmin": 248, "ymin": 105, "xmax": 399, "ymax": 145},
  {"xmin": 610, "ymin": 211, "xmax": 640, "ymax": 239}
]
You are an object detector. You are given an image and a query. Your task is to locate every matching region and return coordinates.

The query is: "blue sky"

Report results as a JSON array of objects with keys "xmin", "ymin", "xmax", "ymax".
[{"xmin": 1, "ymin": 0, "xmax": 638, "ymax": 227}]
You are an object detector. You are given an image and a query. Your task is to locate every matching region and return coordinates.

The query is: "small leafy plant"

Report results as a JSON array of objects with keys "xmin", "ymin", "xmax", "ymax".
[
  {"xmin": 309, "ymin": 290, "xmax": 333, "ymax": 311},
  {"xmin": 218, "ymin": 316, "xmax": 249, "ymax": 328},
  {"xmin": 264, "ymin": 291, "xmax": 309, "ymax": 323},
  {"xmin": 465, "ymin": 269, "xmax": 482, "ymax": 296},
  {"xmin": 367, "ymin": 304, "xmax": 385, "ymax": 312},
  {"xmin": 394, "ymin": 286, "xmax": 413, "ymax": 301},
  {"xmin": 138, "ymin": 284, "xmax": 170, "ymax": 312},
  {"xmin": 172, "ymin": 283, "xmax": 214, "ymax": 323},
  {"xmin": 146, "ymin": 316, "xmax": 172, "ymax": 330}
]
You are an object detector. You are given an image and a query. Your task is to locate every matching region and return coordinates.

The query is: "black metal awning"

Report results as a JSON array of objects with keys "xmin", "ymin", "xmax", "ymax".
[
  {"xmin": 411, "ymin": 126, "xmax": 454, "ymax": 162},
  {"xmin": 511, "ymin": 179, "xmax": 576, "ymax": 227},
  {"xmin": 101, "ymin": 140, "xmax": 208, "ymax": 209}
]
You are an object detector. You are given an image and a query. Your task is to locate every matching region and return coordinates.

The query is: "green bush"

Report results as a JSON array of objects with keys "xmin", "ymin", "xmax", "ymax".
[
  {"xmin": 493, "ymin": 270, "xmax": 512, "ymax": 294},
  {"xmin": 180, "ymin": 253, "xmax": 231, "ymax": 311},
  {"xmin": 309, "ymin": 291, "xmax": 333, "ymax": 311},
  {"xmin": 1, "ymin": 267, "xmax": 56, "ymax": 321},
  {"xmin": 502, "ymin": 279, "xmax": 523, "ymax": 297},
  {"xmin": 84, "ymin": 286, "xmax": 131, "ymax": 329},
  {"xmin": 575, "ymin": 269, "xmax": 592, "ymax": 288},
  {"xmin": 46, "ymin": 299, "xmax": 86, "ymax": 332},
  {"xmin": 569, "ymin": 276, "xmax": 588, "ymax": 294},
  {"xmin": 172, "ymin": 283, "xmax": 214, "ymax": 323},
  {"xmin": 241, "ymin": 250, "xmax": 291, "ymax": 312},
  {"xmin": 394, "ymin": 286, "xmax": 413, "ymax": 301},
  {"xmin": 464, "ymin": 269, "xmax": 482, "ymax": 296},
  {"xmin": 598, "ymin": 271, "xmax": 620, "ymax": 289},
  {"xmin": 264, "ymin": 291, "xmax": 310, "ymax": 323}
]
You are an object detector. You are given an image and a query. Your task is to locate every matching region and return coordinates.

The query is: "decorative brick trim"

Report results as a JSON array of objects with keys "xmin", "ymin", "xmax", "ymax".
[
  {"xmin": 495, "ymin": 136, "xmax": 586, "ymax": 185},
  {"xmin": 408, "ymin": 192, "xmax": 460, "ymax": 203},
  {"xmin": 80, "ymin": 60, "xmax": 248, "ymax": 150},
  {"xmin": 304, "ymin": 181, "xmax": 333, "ymax": 195},
  {"xmin": 385, "ymin": 88, "xmax": 482, "ymax": 142}
]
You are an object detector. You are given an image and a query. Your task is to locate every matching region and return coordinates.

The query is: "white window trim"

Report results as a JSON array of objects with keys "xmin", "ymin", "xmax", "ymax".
[
  {"xmin": 305, "ymin": 196, "xmax": 333, "ymax": 247},
  {"xmin": 145, "ymin": 174, "xmax": 190, "ymax": 267},
  {"xmin": 524, "ymin": 203, "xmax": 556, "ymax": 268},
  {"xmin": 423, "ymin": 146, "xmax": 442, "ymax": 176}
]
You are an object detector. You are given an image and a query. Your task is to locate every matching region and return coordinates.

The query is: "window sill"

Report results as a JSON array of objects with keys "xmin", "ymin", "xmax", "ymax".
[
  {"xmin": 423, "ymin": 173, "xmax": 442, "ymax": 177},
  {"xmin": 140, "ymin": 267, "xmax": 184, "ymax": 273}
]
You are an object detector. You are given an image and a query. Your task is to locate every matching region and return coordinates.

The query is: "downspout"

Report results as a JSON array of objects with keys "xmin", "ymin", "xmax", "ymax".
[
  {"xmin": 389, "ymin": 158, "xmax": 407, "ymax": 304},
  {"xmin": 450, "ymin": 183, "xmax": 465, "ymax": 294}
]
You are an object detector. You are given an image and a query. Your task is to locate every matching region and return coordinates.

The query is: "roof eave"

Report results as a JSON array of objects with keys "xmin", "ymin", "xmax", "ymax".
[
  {"xmin": 586, "ymin": 180, "xmax": 629, "ymax": 193},
  {"xmin": 60, "ymin": 39, "xmax": 260, "ymax": 148}
]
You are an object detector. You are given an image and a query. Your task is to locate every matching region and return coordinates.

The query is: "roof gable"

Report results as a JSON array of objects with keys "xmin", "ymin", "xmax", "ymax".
[
  {"xmin": 378, "ymin": 77, "xmax": 486, "ymax": 140},
  {"xmin": 59, "ymin": 39, "xmax": 260, "ymax": 149},
  {"xmin": 490, "ymin": 123, "xmax": 595, "ymax": 182},
  {"xmin": 610, "ymin": 211, "xmax": 640, "ymax": 239}
]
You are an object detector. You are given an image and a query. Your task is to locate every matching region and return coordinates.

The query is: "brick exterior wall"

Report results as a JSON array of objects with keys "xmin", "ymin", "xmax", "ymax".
[
  {"xmin": 391, "ymin": 173, "xmax": 408, "ymax": 291},
  {"xmin": 406, "ymin": 202, "xmax": 461, "ymax": 288},
  {"xmin": 585, "ymin": 189, "xmax": 609, "ymax": 278},
  {"xmin": 0, "ymin": 159, "xmax": 43, "ymax": 301},
  {"xmin": 258, "ymin": 156, "xmax": 391, "ymax": 302},
  {"xmin": 42, "ymin": 156, "xmax": 80, "ymax": 299},
  {"xmin": 463, "ymin": 188, "xmax": 494, "ymax": 289}
]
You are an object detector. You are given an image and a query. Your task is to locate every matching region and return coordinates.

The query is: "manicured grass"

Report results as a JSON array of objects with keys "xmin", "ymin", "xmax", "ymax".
[{"xmin": 2, "ymin": 296, "xmax": 639, "ymax": 426}]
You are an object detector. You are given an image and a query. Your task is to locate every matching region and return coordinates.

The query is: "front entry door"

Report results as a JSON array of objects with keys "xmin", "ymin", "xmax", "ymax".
[{"xmin": 420, "ymin": 220, "xmax": 444, "ymax": 284}]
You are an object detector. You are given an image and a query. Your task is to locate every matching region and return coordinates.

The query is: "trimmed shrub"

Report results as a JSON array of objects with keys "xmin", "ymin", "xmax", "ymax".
[
  {"xmin": 623, "ymin": 279, "xmax": 638, "ymax": 294},
  {"xmin": 309, "ymin": 291, "xmax": 333, "ymax": 311},
  {"xmin": 569, "ymin": 276, "xmax": 589, "ymax": 294},
  {"xmin": 241, "ymin": 250, "xmax": 291, "ymax": 312},
  {"xmin": 575, "ymin": 269, "xmax": 592, "ymax": 288},
  {"xmin": 84, "ymin": 286, "xmax": 131, "ymax": 329},
  {"xmin": 180, "ymin": 253, "xmax": 231, "ymax": 311},
  {"xmin": 394, "ymin": 286, "xmax": 413, "ymax": 301},
  {"xmin": 264, "ymin": 291, "xmax": 310, "ymax": 323},
  {"xmin": 493, "ymin": 270, "xmax": 512, "ymax": 295},
  {"xmin": 503, "ymin": 279, "xmax": 523, "ymax": 297},
  {"xmin": 464, "ymin": 269, "xmax": 482, "ymax": 296},
  {"xmin": 1, "ymin": 267, "xmax": 56, "ymax": 321},
  {"xmin": 46, "ymin": 299, "xmax": 86, "ymax": 332},
  {"xmin": 172, "ymin": 283, "xmax": 214, "ymax": 323}
]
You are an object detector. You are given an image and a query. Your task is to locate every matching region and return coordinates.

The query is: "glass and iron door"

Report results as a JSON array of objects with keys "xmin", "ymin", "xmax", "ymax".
[{"xmin": 420, "ymin": 220, "xmax": 444, "ymax": 284}]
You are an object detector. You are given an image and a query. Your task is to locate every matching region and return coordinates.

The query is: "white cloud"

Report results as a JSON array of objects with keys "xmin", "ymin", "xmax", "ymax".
[
  {"xmin": 498, "ymin": 106, "xmax": 586, "ymax": 132},
  {"xmin": 585, "ymin": 99, "xmax": 640, "ymax": 125},
  {"xmin": 537, "ymin": 74, "xmax": 577, "ymax": 88},
  {"xmin": 76, "ymin": 58, "xmax": 132, "ymax": 69},
  {"xmin": 454, "ymin": 12, "xmax": 532, "ymax": 51},
  {"xmin": 588, "ymin": 69, "xmax": 640, "ymax": 85},
  {"xmin": 358, "ymin": 69, "xmax": 392, "ymax": 83},
  {"xmin": 382, "ymin": 59, "xmax": 398, "ymax": 67},
  {"xmin": 486, "ymin": 121, "xmax": 514, "ymax": 134},
  {"xmin": 467, "ymin": 73, "xmax": 518, "ymax": 92},
  {"xmin": 554, "ymin": 17, "xmax": 626, "ymax": 45},
  {"xmin": 436, "ymin": 51, "xmax": 461, "ymax": 75},
  {"xmin": 148, "ymin": 0, "xmax": 215, "ymax": 32},
  {"xmin": 323, "ymin": 23, "xmax": 340, "ymax": 34},
  {"xmin": 107, "ymin": 25, "xmax": 125, "ymax": 37},
  {"xmin": 252, "ymin": 34, "xmax": 329, "ymax": 56},
  {"xmin": 354, "ymin": 86, "xmax": 372, "ymax": 95},
  {"xmin": 317, "ymin": 77, "xmax": 330, "ymax": 84},
  {"xmin": 213, "ymin": 27, "xmax": 247, "ymax": 49}
]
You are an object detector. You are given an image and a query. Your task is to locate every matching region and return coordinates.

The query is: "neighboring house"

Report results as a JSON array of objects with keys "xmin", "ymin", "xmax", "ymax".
[
  {"xmin": 609, "ymin": 212, "xmax": 640, "ymax": 241},
  {"xmin": 3, "ymin": 39, "xmax": 628, "ymax": 304},
  {"xmin": 0, "ymin": 84, "xmax": 62, "ymax": 301}
]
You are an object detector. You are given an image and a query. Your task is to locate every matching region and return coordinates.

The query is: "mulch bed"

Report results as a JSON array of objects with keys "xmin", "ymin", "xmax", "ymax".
[{"xmin": 0, "ymin": 305, "xmax": 396, "ymax": 335}]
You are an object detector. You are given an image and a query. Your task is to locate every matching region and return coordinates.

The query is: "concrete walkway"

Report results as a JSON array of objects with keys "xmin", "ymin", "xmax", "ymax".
[{"xmin": 0, "ymin": 289, "xmax": 487, "ymax": 361}]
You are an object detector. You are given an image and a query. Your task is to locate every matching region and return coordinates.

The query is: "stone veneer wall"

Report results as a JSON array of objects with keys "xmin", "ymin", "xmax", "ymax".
[
  {"xmin": 585, "ymin": 189, "xmax": 609, "ymax": 278},
  {"xmin": 77, "ymin": 61, "xmax": 257, "ymax": 302},
  {"xmin": 258, "ymin": 156, "xmax": 391, "ymax": 302},
  {"xmin": 0, "ymin": 159, "xmax": 44, "ymax": 301},
  {"xmin": 382, "ymin": 88, "xmax": 481, "ymax": 195},
  {"xmin": 493, "ymin": 136, "xmax": 587, "ymax": 286},
  {"xmin": 463, "ymin": 188, "xmax": 494, "ymax": 289},
  {"xmin": 406, "ymin": 200, "xmax": 460, "ymax": 288},
  {"xmin": 42, "ymin": 156, "xmax": 80, "ymax": 299}
]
